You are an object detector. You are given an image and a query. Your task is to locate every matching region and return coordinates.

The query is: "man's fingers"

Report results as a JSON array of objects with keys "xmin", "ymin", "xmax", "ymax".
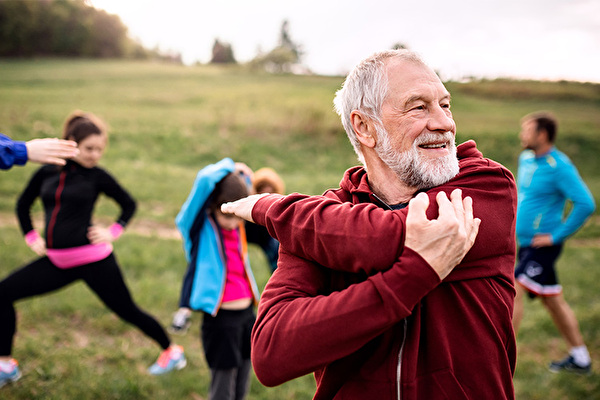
[
  {"xmin": 407, "ymin": 192, "xmax": 430, "ymax": 225},
  {"xmin": 449, "ymin": 188, "xmax": 463, "ymax": 209},
  {"xmin": 220, "ymin": 193, "xmax": 270, "ymax": 223},
  {"xmin": 462, "ymin": 195, "xmax": 475, "ymax": 237},
  {"xmin": 434, "ymin": 190, "xmax": 457, "ymax": 225},
  {"xmin": 463, "ymin": 195, "xmax": 474, "ymax": 222},
  {"xmin": 467, "ymin": 218, "xmax": 481, "ymax": 250}
]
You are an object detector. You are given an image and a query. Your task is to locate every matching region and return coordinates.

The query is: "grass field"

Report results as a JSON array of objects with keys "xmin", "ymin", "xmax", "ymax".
[{"xmin": 1, "ymin": 59, "xmax": 599, "ymax": 399}]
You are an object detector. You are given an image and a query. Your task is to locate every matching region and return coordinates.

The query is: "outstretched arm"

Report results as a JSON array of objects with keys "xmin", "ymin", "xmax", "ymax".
[
  {"xmin": 222, "ymin": 189, "xmax": 479, "ymax": 276},
  {"xmin": 251, "ymin": 191, "xmax": 478, "ymax": 386},
  {"xmin": 25, "ymin": 138, "xmax": 79, "ymax": 166}
]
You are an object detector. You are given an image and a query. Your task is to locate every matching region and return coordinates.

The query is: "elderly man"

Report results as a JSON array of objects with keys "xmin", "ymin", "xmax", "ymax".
[{"xmin": 223, "ymin": 50, "xmax": 517, "ymax": 399}]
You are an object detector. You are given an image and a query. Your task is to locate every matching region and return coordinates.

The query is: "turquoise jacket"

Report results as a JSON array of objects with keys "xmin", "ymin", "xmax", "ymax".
[
  {"xmin": 175, "ymin": 158, "xmax": 259, "ymax": 315},
  {"xmin": 516, "ymin": 147, "xmax": 595, "ymax": 246}
]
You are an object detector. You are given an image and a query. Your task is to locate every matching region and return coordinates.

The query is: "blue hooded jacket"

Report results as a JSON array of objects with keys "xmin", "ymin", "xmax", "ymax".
[{"xmin": 175, "ymin": 158, "xmax": 260, "ymax": 315}]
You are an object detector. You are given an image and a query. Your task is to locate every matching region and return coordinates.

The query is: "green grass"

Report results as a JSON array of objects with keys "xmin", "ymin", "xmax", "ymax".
[{"xmin": 1, "ymin": 59, "xmax": 600, "ymax": 399}]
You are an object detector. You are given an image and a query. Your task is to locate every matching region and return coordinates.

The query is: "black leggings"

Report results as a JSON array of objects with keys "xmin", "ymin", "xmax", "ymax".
[{"xmin": 0, "ymin": 253, "xmax": 170, "ymax": 356}]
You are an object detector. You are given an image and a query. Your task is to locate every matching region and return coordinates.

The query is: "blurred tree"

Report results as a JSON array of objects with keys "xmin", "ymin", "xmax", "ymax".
[
  {"xmin": 0, "ymin": 0, "xmax": 159, "ymax": 59},
  {"xmin": 210, "ymin": 39, "xmax": 236, "ymax": 64},
  {"xmin": 278, "ymin": 20, "xmax": 301, "ymax": 61},
  {"xmin": 250, "ymin": 19, "xmax": 305, "ymax": 73}
]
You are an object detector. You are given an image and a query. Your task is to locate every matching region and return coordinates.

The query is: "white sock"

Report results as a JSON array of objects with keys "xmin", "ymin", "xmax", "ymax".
[{"xmin": 570, "ymin": 345, "xmax": 591, "ymax": 366}]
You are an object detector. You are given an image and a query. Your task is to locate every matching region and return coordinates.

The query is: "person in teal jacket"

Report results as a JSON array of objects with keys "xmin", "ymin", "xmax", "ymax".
[
  {"xmin": 174, "ymin": 158, "xmax": 260, "ymax": 400},
  {"xmin": 513, "ymin": 111, "xmax": 595, "ymax": 375}
]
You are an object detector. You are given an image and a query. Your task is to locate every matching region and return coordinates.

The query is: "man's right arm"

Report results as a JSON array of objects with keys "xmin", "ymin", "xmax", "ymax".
[
  {"xmin": 252, "ymin": 244, "xmax": 441, "ymax": 386},
  {"xmin": 222, "ymin": 158, "xmax": 516, "ymax": 279},
  {"xmin": 224, "ymin": 189, "xmax": 479, "ymax": 277},
  {"xmin": 251, "ymin": 191, "xmax": 478, "ymax": 385}
]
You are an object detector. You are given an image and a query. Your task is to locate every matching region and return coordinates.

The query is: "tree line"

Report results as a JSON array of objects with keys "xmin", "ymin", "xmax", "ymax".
[
  {"xmin": 0, "ymin": 0, "xmax": 305, "ymax": 71},
  {"xmin": 0, "ymin": 0, "xmax": 154, "ymax": 59}
]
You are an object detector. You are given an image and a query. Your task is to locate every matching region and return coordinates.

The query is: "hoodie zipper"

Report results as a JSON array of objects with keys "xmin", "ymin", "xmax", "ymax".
[{"xmin": 397, "ymin": 319, "xmax": 407, "ymax": 400}]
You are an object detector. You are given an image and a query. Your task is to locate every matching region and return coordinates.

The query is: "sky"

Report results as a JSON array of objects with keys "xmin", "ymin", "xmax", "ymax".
[{"xmin": 91, "ymin": 0, "xmax": 600, "ymax": 83}]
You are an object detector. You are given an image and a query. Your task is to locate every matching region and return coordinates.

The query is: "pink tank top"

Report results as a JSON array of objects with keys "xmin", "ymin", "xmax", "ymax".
[{"xmin": 220, "ymin": 228, "xmax": 252, "ymax": 303}]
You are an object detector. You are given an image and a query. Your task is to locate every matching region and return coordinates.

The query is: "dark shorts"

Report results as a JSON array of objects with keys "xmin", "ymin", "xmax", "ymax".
[
  {"xmin": 201, "ymin": 306, "xmax": 255, "ymax": 369},
  {"xmin": 515, "ymin": 245, "xmax": 563, "ymax": 298}
]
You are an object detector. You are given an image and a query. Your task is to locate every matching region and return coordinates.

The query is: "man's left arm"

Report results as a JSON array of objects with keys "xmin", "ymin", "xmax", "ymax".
[
  {"xmin": 551, "ymin": 164, "xmax": 596, "ymax": 244},
  {"xmin": 225, "ymin": 162, "xmax": 517, "ymax": 277}
]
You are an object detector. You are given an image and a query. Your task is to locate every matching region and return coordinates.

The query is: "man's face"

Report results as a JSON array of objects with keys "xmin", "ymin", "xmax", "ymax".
[
  {"xmin": 376, "ymin": 59, "xmax": 459, "ymax": 188},
  {"xmin": 519, "ymin": 119, "xmax": 541, "ymax": 150}
]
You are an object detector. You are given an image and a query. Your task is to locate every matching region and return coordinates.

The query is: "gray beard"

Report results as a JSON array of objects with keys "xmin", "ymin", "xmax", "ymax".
[{"xmin": 375, "ymin": 128, "xmax": 459, "ymax": 189}]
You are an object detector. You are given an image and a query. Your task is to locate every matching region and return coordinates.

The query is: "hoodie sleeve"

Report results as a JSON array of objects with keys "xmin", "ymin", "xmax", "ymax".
[
  {"xmin": 16, "ymin": 166, "xmax": 46, "ymax": 235},
  {"xmin": 252, "ymin": 157, "xmax": 517, "ymax": 279},
  {"xmin": 551, "ymin": 159, "xmax": 595, "ymax": 243},
  {"xmin": 251, "ymin": 245, "xmax": 440, "ymax": 387},
  {"xmin": 253, "ymin": 193, "xmax": 404, "ymax": 275},
  {"xmin": 97, "ymin": 168, "xmax": 137, "ymax": 227},
  {"xmin": 1, "ymin": 134, "xmax": 28, "ymax": 170}
]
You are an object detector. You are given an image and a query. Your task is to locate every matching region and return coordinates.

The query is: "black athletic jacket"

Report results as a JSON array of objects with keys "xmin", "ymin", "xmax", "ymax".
[{"xmin": 16, "ymin": 160, "xmax": 136, "ymax": 249}]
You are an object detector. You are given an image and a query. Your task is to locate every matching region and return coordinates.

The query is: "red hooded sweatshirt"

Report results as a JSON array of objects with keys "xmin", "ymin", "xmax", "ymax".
[{"xmin": 251, "ymin": 141, "xmax": 517, "ymax": 400}]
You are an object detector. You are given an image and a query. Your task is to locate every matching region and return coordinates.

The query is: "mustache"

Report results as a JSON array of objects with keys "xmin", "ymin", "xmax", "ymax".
[{"xmin": 414, "ymin": 132, "xmax": 455, "ymax": 146}]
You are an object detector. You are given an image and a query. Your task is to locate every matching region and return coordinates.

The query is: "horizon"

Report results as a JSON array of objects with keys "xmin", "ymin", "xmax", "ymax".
[{"xmin": 90, "ymin": 0, "xmax": 600, "ymax": 84}]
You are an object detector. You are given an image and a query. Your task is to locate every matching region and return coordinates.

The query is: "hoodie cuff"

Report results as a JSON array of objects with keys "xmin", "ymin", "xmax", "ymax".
[
  {"xmin": 252, "ymin": 194, "xmax": 284, "ymax": 226},
  {"xmin": 25, "ymin": 230, "xmax": 41, "ymax": 246},
  {"xmin": 14, "ymin": 141, "xmax": 28, "ymax": 166},
  {"xmin": 109, "ymin": 223, "xmax": 124, "ymax": 239}
]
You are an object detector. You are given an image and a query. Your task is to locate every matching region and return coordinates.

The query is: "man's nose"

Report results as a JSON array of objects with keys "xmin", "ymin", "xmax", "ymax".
[{"xmin": 427, "ymin": 106, "xmax": 455, "ymax": 133}]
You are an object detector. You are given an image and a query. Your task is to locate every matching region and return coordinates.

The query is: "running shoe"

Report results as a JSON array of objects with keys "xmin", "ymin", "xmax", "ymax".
[
  {"xmin": 549, "ymin": 355, "xmax": 591, "ymax": 375},
  {"xmin": 0, "ymin": 359, "xmax": 21, "ymax": 388},
  {"xmin": 168, "ymin": 309, "xmax": 192, "ymax": 335},
  {"xmin": 148, "ymin": 345, "xmax": 186, "ymax": 375}
]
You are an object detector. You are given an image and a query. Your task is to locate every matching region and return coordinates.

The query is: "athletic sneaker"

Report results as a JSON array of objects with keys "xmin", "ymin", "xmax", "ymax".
[
  {"xmin": 0, "ymin": 359, "xmax": 21, "ymax": 388},
  {"xmin": 148, "ymin": 345, "xmax": 187, "ymax": 375},
  {"xmin": 549, "ymin": 355, "xmax": 591, "ymax": 375},
  {"xmin": 168, "ymin": 309, "xmax": 192, "ymax": 335}
]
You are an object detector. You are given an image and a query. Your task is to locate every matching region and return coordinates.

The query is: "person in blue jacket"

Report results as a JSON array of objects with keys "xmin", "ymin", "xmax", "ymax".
[
  {"xmin": 0, "ymin": 133, "xmax": 78, "ymax": 170},
  {"xmin": 513, "ymin": 111, "xmax": 595, "ymax": 375},
  {"xmin": 173, "ymin": 158, "xmax": 260, "ymax": 400}
]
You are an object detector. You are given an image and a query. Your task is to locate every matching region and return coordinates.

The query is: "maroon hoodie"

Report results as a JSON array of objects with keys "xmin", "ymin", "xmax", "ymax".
[{"xmin": 251, "ymin": 141, "xmax": 517, "ymax": 400}]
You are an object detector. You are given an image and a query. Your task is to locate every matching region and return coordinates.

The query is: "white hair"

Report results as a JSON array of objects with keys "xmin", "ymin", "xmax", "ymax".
[{"xmin": 333, "ymin": 49, "xmax": 427, "ymax": 165}]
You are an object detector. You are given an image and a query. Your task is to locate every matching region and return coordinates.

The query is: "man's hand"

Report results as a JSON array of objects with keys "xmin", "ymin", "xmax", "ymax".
[
  {"xmin": 531, "ymin": 233, "xmax": 553, "ymax": 248},
  {"xmin": 221, "ymin": 193, "xmax": 271, "ymax": 223},
  {"xmin": 26, "ymin": 138, "xmax": 79, "ymax": 166},
  {"xmin": 405, "ymin": 189, "xmax": 481, "ymax": 280}
]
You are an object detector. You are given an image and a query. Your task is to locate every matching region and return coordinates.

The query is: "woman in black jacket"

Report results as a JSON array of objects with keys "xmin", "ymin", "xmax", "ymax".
[{"xmin": 0, "ymin": 111, "xmax": 185, "ymax": 389}]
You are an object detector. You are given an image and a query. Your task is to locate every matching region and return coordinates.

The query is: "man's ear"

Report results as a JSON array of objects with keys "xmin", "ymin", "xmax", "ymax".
[
  {"xmin": 351, "ymin": 111, "xmax": 377, "ymax": 149},
  {"xmin": 538, "ymin": 128, "xmax": 550, "ymax": 143}
]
